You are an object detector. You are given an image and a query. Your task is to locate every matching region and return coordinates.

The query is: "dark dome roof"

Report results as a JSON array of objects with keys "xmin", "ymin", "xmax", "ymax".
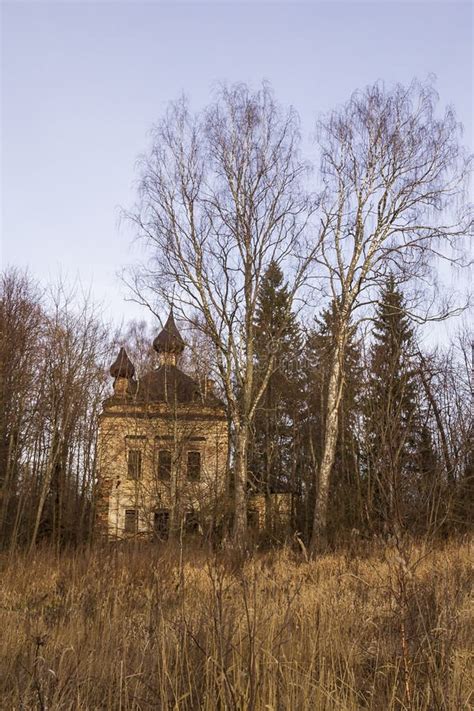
[
  {"xmin": 135, "ymin": 365, "xmax": 215, "ymax": 404},
  {"xmin": 153, "ymin": 311, "xmax": 185, "ymax": 354},
  {"xmin": 110, "ymin": 347, "xmax": 135, "ymax": 379}
]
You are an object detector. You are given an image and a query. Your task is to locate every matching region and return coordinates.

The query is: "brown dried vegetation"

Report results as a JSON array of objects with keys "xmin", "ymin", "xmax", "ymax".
[{"xmin": 1, "ymin": 539, "xmax": 472, "ymax": 710}]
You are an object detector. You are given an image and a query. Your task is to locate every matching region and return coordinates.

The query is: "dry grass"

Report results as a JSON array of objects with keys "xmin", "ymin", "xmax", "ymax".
[{"xmin": 0, "ymin": 539, "xmax": 472, "ymax": 710}]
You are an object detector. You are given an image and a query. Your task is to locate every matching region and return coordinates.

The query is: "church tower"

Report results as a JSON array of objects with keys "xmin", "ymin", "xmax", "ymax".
[{"xmin": 96, "ymin": 312, "xmax": 228, "ymax": 539}]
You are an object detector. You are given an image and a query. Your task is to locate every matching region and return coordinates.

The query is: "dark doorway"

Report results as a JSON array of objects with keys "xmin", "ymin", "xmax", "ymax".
[
  {"xmin": 154, "ymin": 509, "xmax": 170, "ymax": 540},
  {"xmin": 184, "ymin": 510, "xmax": 199, "ymax": 534}
]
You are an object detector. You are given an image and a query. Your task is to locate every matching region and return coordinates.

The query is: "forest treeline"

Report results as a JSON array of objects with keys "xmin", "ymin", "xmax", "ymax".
[
  {"xmin": 0, "ymin": 264, "xmax": 472, "ymax": 552},
  {"xmin": 0, "ymin": 271, "xmax": 109, "ymax": 550},
  {"xmin": 1, "ymin": 79, "xmax": 473, "ymax": 552}
]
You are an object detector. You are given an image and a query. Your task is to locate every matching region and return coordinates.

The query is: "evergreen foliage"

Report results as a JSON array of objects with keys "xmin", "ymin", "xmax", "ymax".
[
  {"xmin": 249, "ymin": 262, "xmax": 302, "ymax": 533},
  {"xmin": 363, "ymin": 276, "xmax": 441, "ymax": 534},
  {"xmin": 298, "ymin": 301, "xmax": 362, "ymax": 540}
]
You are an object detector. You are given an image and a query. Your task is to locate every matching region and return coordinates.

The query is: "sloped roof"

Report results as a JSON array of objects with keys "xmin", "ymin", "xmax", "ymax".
[
  {"xmin": 136, "ymin": 365, "xmax": 201, "ymax": 403},
  {"xmin": 107, "ymin": 364, "xmax": 221, "ymax": 407}
]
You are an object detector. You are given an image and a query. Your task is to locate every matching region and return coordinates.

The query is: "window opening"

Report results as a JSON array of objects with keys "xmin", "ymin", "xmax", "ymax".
[
  {"xmin": 187, "ymin": 450, "xmax": 201, "ymax": 481},
  {"xmin": 127, "ymin": 449, "xmax": 142, "ymax": 480},
  {"xmin": 157, "ymin": 449, "xmax": 172, "ymax": 480},
  {"xmin": 154, "ymin": 509, "xmax": 170, "ymax": 539},
  {"xmin": 124, "ymin": 509, "xmax": 138, "ymax": 533}
]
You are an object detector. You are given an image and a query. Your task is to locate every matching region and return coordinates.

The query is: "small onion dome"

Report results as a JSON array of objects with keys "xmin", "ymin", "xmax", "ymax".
[
  {"xmin": 153, "ymin": 311, "xmax": 185, "ymax": 354},
  {"xmin": 109, "ymin": 347, "xmax": 135, "ymax": 379}
]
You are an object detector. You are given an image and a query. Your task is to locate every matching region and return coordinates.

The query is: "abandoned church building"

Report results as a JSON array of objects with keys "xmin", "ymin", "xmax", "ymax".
[{"xmin": 96, "ymin": 311, "xmax": 292, "ymax": 540}]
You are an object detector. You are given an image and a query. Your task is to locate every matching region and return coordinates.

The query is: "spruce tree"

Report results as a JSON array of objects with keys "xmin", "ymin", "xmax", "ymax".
[
  {"xmin": 364, "ymin": 275, "xmax": 428, "ymax": 534},
  {"xmin": 298, "ymin": 300, "xmax": 362, "ymax": 540},
  {"xmin": 250, "ymin": 261, "xmax": 302, "ymax": 534}
]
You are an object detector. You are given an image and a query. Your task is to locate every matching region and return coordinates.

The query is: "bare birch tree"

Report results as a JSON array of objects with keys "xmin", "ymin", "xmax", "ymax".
[
  {"xmin": 0, "ymin": 269, "xmax": 43, "ymax": 543},
  {"xmin": 127, "ymin": 83, "xmax": 317, "ymax": 541},
  {"xmin": 28, "ymin": 285, "xmax": 109, "ymax": 551},
  {"xmin": 309, "ymin": 80, "xmax": 472, "ymax": 552},
  {"xmin": 0, "ymin": 269, "xmax": 111, "ymax": 551}
]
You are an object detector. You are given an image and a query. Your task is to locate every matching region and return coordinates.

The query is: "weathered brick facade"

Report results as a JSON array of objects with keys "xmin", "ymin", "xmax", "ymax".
[
  {"xmin": 96, "ymin": 313, "xmax": 229, "ymax": 540},
  {"xmin": 96, "ymin": 312, "xmax": 293, "ymax": 540}
]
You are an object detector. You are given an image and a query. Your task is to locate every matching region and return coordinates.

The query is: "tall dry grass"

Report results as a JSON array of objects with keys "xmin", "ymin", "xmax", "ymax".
[{"xmin": 0, "ymin": 539, "xmax": 472, "ymax": 710}]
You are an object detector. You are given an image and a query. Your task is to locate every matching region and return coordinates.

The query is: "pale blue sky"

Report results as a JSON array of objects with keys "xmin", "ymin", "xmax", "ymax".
[{"xmin": 2, "ymin": 1, "xmax": 473, "ymax": 327}]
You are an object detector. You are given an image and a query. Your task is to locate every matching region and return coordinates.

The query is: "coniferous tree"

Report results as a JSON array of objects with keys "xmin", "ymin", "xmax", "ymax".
[
  {"xmin": 249, "ymin": 261, "xmax": 302, "ymax": 534},
  {"xmin": 298, "ymin": 301, "xmax": 362, "ymax": 541},
  {"xmin": 363, "ymin": 275, "xmax": 438, "ymax": 535}
]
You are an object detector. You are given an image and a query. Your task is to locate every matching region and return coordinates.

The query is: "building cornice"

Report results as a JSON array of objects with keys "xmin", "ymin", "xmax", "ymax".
[{"xmin": 99, "ymin": 406, "xmax": 227, "ymax": 423}]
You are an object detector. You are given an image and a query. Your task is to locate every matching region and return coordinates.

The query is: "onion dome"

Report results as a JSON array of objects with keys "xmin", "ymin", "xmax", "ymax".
[
  {"xmin": 153, "ymin": 311, "xmax": 185, "ymax": 355},
  {"xmin": 109, "ymin": 347, "xmax": 135, "ymax": 379}
]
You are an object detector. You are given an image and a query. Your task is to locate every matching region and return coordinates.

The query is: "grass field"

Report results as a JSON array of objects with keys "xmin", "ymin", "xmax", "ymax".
[{"xmin": 0, "ymin": 538, "xmax": 472, "ymax": 710}]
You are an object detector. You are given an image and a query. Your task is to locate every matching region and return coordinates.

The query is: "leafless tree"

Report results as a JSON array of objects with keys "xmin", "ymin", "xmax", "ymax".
[
  {"xmin": 0, "ymin": 268, "xmax": 111, "ymax": 551},
  {"xmin": 309, "ymin": 80, "xmax": 472, "ymax": 552},
  {"xmin": 28, "ymin": 284, "xmax": 110, "ymax": 551},
  {"xmin": 127, "ymin": 83, "xmax": 317, "ymax": 541},
  {"xmin": 118, "ymin": 319, "xmax": 157, "ymax": 377},
  {"xmin": 417, "ymin": 328, "xmax": 473, "ymax": 528},
  {"xmin": 0, "ymin": 269, "xmax": 44, "ymax": 544}
]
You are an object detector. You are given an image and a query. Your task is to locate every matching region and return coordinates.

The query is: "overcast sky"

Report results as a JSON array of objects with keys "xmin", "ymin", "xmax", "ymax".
[{"xmin": 2, "ymin": 1, "xmax": 472, "ymax": 333}]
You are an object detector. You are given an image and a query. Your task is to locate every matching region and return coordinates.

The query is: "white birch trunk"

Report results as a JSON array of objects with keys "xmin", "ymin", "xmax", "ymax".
[
  {"xmin": 233, "ymin": 425, "xmax": 248, "ymax": 543},
  {"xmin": 310, "ymin": 335, "xmax": 345, "ymax": 554}
]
